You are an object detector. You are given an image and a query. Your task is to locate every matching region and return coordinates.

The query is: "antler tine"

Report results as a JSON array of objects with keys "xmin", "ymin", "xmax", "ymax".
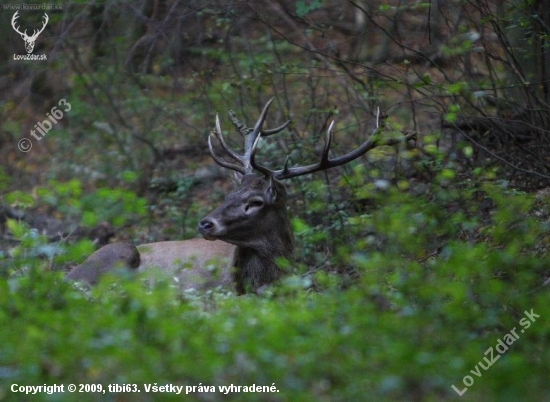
[
  {"xmin": 213, "ymin": 114, "xmax": 244, "ymax": 164},
  {"xmin": 207, "ymin": 114, "xmax": 249, "ymax": 174},
  {"xmin": 272, "ymin": 109, "xmax": 414, "ymax": 180},
  {"xmin": 262, "ymin": 119, "xmax": 292, "ymax": 136},
  {"xmin": 249, "ymin": 133, "xmax": 274, "ymax": 178},
  {"xmin": 253, "ymin": 98, "xmax": 292, "ymax": 137},
  {"xmin": 320, "ymin": 121, "xmax": 335, "ymax": 165},
  {"xmin": 208, "ymin": 132, "xmax": 246, "ymax": 175},
  {"xmin": 243, "ymin": 97, "xmax": 275, "ymax": 156}
]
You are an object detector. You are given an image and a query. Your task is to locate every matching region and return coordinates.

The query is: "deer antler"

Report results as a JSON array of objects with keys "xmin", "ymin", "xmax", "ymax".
[
  {"xmin": 209, "ymin": 98, "xmax": 415, "ymax": 180},
  {"xmin": 208, "ymin": 97, "xmax": 291, "ymax": 175},
  {"xmin": 270, "ymin": 108, "xmax": 416, "ymax": 180}
]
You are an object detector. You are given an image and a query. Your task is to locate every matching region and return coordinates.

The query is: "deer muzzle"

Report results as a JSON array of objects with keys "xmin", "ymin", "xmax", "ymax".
[{"xmin": 198, "ymin": 217, "xmax": 223, "ymax": 241}]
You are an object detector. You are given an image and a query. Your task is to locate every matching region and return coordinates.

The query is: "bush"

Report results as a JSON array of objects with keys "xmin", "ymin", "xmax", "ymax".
[{"xmin": 1, "ymin": 179, "xmax": 549, "ymax": 401}]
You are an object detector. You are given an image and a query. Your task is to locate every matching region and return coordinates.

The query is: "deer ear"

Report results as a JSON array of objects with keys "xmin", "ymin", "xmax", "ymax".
[{"xmin": 266, "ymin": 175, "xmax": 278, "ymax": 202}]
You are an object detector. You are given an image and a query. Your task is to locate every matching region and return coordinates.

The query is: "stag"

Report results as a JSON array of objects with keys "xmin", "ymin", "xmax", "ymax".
[
  {"xmin": 11, "ymin": 11, "xmax": 49, "ymax": 54},
  {"xmin": 67, "ymin": 98, "xmax": 413, "ymax": 294}
]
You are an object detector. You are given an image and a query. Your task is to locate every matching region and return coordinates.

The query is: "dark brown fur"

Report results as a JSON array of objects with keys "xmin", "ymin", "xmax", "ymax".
[{"xmin": 199, "ymin": 174, "xmax": 294, "ymax": 294}]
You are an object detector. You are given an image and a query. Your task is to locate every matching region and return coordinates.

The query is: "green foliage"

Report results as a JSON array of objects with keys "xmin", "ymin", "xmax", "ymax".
[
  {"xmin": 81, "ymin": 187, "xmax": 147, "ymax": 228},
  {"xmin": 34, "ymin": 179, "xmax": 147, "ymax": 228},
  {"xmin": 443, "ymin": 103, "xmax": 461, "ymax": 124},
  {"xmin": 5, "ymin": 191, "xmax": 35, "ymax": 209},
  {"xmin": 2, "ymin": 178, "xmax": 549, "ymax": 401},
  {"xmin": 0, "ymin": 167, "xmax": 12, "ymax": 192}
]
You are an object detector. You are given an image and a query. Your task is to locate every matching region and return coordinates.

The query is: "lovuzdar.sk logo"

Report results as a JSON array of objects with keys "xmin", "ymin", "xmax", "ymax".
[{"xmin": 11, "ymin": 11, "xmax": 48, "ymax": 61}]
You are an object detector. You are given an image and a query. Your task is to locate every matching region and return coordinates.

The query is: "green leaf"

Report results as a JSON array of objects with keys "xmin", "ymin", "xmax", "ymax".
[{"xmin": 6, "ymin": 191, "xmax": 35, "ymax": 208}]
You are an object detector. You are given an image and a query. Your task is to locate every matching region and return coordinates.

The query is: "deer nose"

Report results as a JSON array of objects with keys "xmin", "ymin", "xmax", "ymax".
[
  {"xmin": 198, "ymin": 218, "xmax": 219, "ymax": 240},
  {"xmin": 198, "ymin": 218, "xmax": 214, "ymax": 233}
]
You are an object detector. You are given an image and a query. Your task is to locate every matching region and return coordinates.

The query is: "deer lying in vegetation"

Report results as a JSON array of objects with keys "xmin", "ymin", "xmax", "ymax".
[{"xmin": 67, "ymin": 98, "xmax": 413, "ymax": 293}]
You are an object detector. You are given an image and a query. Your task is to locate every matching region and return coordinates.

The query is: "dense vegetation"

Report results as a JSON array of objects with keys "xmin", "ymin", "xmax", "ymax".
[{"xmin": 1, "ymin": 1, "xmax": 549, "ymax": 400}]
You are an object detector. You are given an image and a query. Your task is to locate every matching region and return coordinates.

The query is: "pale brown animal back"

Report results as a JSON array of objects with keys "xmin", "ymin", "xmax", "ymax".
[{"xmin": 137, "ymin": 239, "xmax": 236, "ymax": 290}]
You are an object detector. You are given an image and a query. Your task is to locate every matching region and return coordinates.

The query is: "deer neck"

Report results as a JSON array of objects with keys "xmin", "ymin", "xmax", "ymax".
[{"xmin": 233, "ymin": 223, "xmax": 294, "ymax": 294}]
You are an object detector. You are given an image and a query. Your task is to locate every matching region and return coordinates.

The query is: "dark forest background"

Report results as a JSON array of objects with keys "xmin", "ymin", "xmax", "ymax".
[{"xmin": 0, "ymin": 1, "xmax": 549, "ymax": 400}]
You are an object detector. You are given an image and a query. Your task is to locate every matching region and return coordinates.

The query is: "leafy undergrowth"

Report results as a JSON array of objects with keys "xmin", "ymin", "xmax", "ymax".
[{"xmin": 1, "ymin": 181, "xmax": 549, "ymax": 402}]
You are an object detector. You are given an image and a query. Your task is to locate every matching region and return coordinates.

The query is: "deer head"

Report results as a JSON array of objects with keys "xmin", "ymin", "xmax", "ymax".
[
  {"xmin": 199, "ymin": 99, "xmax": 292, "ymax": 251},
  {"xmin": 11, "ymin": 11, "xmax": 49, "ymax": 54}
]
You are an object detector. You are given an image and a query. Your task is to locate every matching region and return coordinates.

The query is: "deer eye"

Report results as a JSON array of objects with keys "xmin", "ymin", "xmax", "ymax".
[{"xmin": 244, "ymin": 198, "xmax": 264, "ymax": 213}]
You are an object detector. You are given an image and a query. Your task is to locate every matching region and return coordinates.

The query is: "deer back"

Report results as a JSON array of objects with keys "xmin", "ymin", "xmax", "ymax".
[{"xmin": 137, "ymin": 239, "xmax": 236, "ymax": 290}]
